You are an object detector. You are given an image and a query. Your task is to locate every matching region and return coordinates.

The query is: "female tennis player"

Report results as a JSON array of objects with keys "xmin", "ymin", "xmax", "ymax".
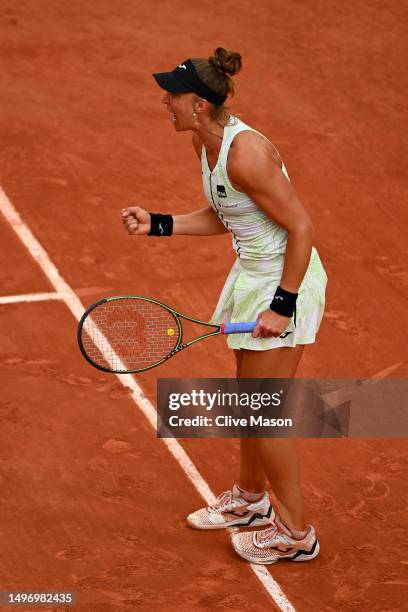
[{"xmin": 121, "ymin": 47, "xmax": 327, "ymax": 565}]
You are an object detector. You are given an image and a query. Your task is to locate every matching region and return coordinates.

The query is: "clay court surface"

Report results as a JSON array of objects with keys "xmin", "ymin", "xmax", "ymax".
[{"xmin": 0, "ymin": 1, "xmax": 407, "ymax": 610}]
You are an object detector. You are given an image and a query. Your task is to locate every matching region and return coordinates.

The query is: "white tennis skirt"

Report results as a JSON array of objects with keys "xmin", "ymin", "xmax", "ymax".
[{"xmin": 210, "ymin": 247, "xmax": 328, "ymax": 350}]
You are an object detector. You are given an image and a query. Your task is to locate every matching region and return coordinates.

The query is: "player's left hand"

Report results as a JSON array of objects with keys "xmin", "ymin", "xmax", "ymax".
[{"xmin": 252, "ymin": 309, "xmax": 290, "ymax": 338}]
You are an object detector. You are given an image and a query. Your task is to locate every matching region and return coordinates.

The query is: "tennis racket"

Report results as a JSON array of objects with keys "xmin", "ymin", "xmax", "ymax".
[{"xmin": 77, "ymin": 295, "xmax": 260, "ymax": 374}]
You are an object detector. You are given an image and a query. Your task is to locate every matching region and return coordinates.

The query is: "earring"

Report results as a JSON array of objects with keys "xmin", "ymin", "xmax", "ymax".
[{"xmin": 192, "ymin": 112, "xmax": 197, "ymax": 117}]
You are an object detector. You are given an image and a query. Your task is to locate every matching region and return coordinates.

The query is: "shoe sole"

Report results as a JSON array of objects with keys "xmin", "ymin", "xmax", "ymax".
[
  {"xmin": 187, "ymin": 505, "xmax": 274, "ymax": 530},
  {"xmin": 233, "ymin": 539, "xmax": 320, "ymax": 564}
]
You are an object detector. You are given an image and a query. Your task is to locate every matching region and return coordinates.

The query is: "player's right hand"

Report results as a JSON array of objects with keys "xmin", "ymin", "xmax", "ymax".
[{"xmin": 121, "ymin": 206, "xmax": 151, "ymax": 235}]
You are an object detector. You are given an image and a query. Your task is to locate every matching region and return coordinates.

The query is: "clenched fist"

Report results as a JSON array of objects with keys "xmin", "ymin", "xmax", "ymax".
[
  {"xmin": 121, "ymin": 207, "xmax": 151, "ymax": 235},
  {"xmin": 253, "ymin": 308, "xmax": 291, "ymax": 338}
]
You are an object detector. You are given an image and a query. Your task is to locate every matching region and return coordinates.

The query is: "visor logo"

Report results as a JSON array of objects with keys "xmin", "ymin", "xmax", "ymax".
[{"xmin": 178, "ymin": 64, "xmax": 187, "ymax": 70}]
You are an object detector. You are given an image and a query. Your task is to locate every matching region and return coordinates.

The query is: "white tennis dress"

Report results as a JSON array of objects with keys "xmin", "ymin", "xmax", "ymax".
[{"xmin": 202, "ymin": 116, "xmax": 328, "ymax": 350}]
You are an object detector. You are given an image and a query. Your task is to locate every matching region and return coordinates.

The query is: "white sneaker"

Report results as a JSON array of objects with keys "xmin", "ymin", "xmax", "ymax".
[
  {"xmin": 232, "ymin": 516, "xmax": 320, "ymax": 564},
  {"xmin": 187, "ymin": 484, "xmax": 274, "ymax": 530}
]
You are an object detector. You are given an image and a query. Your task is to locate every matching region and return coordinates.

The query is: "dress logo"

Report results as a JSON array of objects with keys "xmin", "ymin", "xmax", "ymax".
[{"xmin": 217, "ymin": 185, "xmax": 227, "ymax": 198}]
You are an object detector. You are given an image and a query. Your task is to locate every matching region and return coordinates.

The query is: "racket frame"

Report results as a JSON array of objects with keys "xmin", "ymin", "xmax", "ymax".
[{"xmin": 77, "ymin": 296, "xmax": 222, "ymax": 374}]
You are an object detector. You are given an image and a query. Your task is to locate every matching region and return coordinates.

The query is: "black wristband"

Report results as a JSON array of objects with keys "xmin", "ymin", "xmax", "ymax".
[
  {"xmin": 148, "ymin": 213, "xmax": 173, "ymax": 237},
  {"xmin": 270, "ymin": 285, "xmax": 298, "ymax": 318}
]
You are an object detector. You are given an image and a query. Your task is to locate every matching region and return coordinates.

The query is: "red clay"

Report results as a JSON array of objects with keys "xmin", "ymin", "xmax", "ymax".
[{"xmin": 0, "ymin": 1, "xmax": 407, "ymax": 610}]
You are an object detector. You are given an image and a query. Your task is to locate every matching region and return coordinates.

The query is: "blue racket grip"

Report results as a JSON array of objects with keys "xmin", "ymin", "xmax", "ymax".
[{"xmin": 221, "ymin": 322, "xmax": 257, "ymax": 334}]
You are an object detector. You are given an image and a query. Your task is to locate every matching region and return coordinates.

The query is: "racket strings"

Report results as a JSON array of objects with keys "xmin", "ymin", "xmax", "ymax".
[{"xmin": 81, "ymin": 299, "xmax": 179, "ymax": 372}]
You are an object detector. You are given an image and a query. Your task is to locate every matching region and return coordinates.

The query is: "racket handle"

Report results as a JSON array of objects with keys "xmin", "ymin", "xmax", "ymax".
[{"xmin": 221, "ymin": 322, "xmax": 257, "ymax": 334}]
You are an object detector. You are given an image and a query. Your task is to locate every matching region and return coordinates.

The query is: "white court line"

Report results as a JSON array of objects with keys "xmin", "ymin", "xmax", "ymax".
[
  {"xmin": 0, "ymin": 186, "xmax": 295, "ymax": 612},
  {"xmin": 0, "ymin": 292, "xmax": 63, "ymax": 304},
  {"xmin": 369, "ymin": 362, "xmax": 403, "ymax": 380},
  {"xmin": 321, "ymin": 361, "xmax": 404, "ymax": 409}
]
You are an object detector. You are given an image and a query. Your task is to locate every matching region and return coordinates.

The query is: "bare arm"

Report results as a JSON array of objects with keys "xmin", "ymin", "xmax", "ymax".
[
  {"xmin": 228, "ymin": 133, "xmax": 314, "ymax": 293},
  {"xmin": 228, "ymin": 132, "xmax": 314, "ymax": 337},
  {"xmin": 173, "ymin": 206, "xmax": 229, "ymax": 235},
  {"xmin": 122, "ymin": 204, "xmax": 228, "ymax": 236}
]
